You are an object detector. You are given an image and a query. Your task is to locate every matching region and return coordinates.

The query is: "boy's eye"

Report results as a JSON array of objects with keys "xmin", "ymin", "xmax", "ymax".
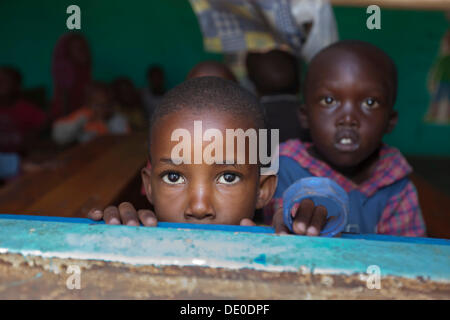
[
  {"xmin": 362, "ymin": 97, "xmax": 379, "ymax": 109},
  {"xmin": 320, "ymin": 96, "xmax": 336, "ymax": 107},
  {"xmin": 217, "ymin": 173, "xmax": 240, "ymax": 185},
  {"xmin": 162, "ymin": 172, "xmax": 186, "ymax": 185}
]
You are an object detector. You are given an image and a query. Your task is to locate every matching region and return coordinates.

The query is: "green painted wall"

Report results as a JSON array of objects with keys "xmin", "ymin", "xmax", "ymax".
[
  {"xmin": 0, "ymin": 0, "xmax": 221, "ymax": 92},
  {"xmin": 0, "ymin": 1, "xmax": 448, "ymax": 155}
]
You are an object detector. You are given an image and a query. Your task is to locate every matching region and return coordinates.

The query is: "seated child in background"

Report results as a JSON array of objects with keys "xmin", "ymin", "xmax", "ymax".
[
  {"xmin": 52, "ymin": 81, "xmax": 129, "ymax": 145},
  {"xmin": 50, "ymin": 32, "xmax": 92, "ymax": 119},
  {"xmin": 89, "ymin": 77, "xmax": 327, "ymax": 235},
  {"xmin": 141, "ymin": 65, "xmax": 166, "ymax": 120},
  {"xmin": 0, "ymin": 66, "xmax": 46, "ymax": 154},
  {"xmin": 186, "ymin": 61, "xmax": 237, "ymax": 82},
  {"xmin": 267, "ymin": 40, "xmax": 426, "ymax": 237},
  {"xmin": 246, "ymin": 49, "xmax": 309, "ymax": 143},
  {"xmin": 111, "ymin": 77, "xmax": 147, "ymax": 131}
]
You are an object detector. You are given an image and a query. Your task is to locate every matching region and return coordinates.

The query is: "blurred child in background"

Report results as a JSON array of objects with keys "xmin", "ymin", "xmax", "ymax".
[
  {"xmin": 246, "ymin": 49, "xmax": 309, "ymax": 143},
  {"xmin": 50, "ymin": 33, "xmax": 92, "ymax": 119},
  {"xmin": 52, "ymin": 81, "xmax": 129, "ymax": 145},
  {"xmin": 112, "ymin": 77, "xmax": 147, "ymax": 131},
  {"xmin": 186, "ymin": 61, "xmax": 237, "ymax": 82},
  {"xmin": 141, "ymin": 65, "xmax": 165, "ymax": 120},
  {"xmin": 0, "ymin": 66, "xmax": 46, "ymax": 154}
]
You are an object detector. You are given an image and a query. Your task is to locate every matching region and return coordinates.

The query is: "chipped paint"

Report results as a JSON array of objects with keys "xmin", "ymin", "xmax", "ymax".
[{"xmin": 0, "ymin": 218, "xmax": 449, "ymax": 283}]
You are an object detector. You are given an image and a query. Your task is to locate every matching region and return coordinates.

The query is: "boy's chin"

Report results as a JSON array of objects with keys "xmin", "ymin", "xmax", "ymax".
[{"xmin": 327, "ymin": 154, "xmax": 366, "ymax": 170}]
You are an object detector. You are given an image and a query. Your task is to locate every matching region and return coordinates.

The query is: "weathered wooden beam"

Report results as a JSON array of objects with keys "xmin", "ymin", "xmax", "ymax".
[{"xmin": 0, "ymin": 217, "xmax": 449, "ymax": 299}]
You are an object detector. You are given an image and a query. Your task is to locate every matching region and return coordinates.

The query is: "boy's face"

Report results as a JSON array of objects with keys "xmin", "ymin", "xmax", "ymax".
[
  {"xmin": 141, "ymin": 109, "xmax": 276, "ymax": 225},
  {"xmin": 302, "ymin": 50, "xmax": 397, "ymax": 169}
]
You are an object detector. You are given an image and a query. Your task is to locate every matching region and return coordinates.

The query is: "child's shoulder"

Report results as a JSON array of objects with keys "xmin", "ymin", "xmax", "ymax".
[
  {"xmin": 279, "ymin": 138, "xmax": 308, "ymax": 156},
  {"xmin": 377, "ymin": 144, "xmax": 411, "ymax": 173},
  {"xmin": 372, "ymin": 143, "xmax": 413, "ymax": 185}
]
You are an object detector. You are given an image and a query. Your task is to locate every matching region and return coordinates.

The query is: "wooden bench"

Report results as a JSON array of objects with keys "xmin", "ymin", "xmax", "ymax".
[{"xmin": 0, "ymin": 133, "xmax": 148, "ymax": 218}]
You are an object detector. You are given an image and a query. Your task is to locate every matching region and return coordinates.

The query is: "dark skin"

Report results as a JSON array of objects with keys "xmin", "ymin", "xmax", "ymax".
[
  {"xmin": 89, "ymin": 109, "xmax": 276, "ymax": 227},
  {"xmin": 300, "ymin": 45, "xmax": 398, "ymax": 183},
  {"xmin": 88, "ymin": 108, "xmax": 329, "ymax": 235},
  {"xmin": 271, "ymin": 44, "xmax": 399, "ymax": 235}
]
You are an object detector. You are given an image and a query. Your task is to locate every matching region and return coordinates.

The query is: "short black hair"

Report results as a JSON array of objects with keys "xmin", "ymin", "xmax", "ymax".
[
  {"xmin": 187, "ymin": 61, "xmax": 237, "ymax": 82},
  {"xmin": 149, "ymin": 76, "xmax": 266, "ymax": 146},
  {"xmin": 305, "ymin": 40, "xmax": 398, "ymax": 106},
  {"xmin": 246, "ymin": 49, "xmax": 300, "ymax": 96}
]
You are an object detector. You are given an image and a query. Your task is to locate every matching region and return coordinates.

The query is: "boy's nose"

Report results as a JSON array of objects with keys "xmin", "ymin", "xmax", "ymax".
[
  {"xmin": 336, "ymin": 102, "xmax": 359, "ymax": 128},
  {"xmin": 184, "ymin": 186, "xmax": 215, "ymax": 221}
]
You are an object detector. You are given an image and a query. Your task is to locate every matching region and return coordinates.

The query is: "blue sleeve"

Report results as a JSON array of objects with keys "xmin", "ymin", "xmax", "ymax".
[
  {"xmin": 0, "ymin": 153, "xmax": 20, "ymax": 179},
  {"xmin": 274, "ymin": 156, "xmax": 312, "ymax": 198}
]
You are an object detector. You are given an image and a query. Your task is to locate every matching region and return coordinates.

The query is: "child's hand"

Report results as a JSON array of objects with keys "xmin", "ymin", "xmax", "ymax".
[
  {"xmin": 239, "ymin": 218, "xmax": 257, "ymax": 226},
  {"xmin": 272, "ymin": 199, "xmax": 328, "ymax": 236},
  {"xmin": 87, "ymin": 202, "xmax": 157, "ymax": 226}
]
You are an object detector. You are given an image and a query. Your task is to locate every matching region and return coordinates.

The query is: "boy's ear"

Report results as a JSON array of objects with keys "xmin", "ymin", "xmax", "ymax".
[
  {"xmin": 141, "ymin": 167, "xmax": 154, "ymax": 205},
  {"xmin": 386, "ymin": 110, "xmax": 398, "ymax": 134},
  {"xmin": 298, "ymin": 104, "xmax": 309, "ymax": 129},
  {"xmin": 256, "ymin": 174, "xmax": 278, "ymax": 209}
]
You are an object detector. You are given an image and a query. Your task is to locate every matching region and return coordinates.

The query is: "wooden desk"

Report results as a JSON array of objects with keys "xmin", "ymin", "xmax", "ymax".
[
  {"xmin": 0, "ymin": 133, "xmax": 148, "ymax": 218},
  {"xmin": 411, "ymin": 173, "xmax": 450, "ymax": 239}
]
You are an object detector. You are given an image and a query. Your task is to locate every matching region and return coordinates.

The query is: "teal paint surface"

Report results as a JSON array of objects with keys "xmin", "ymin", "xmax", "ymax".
[
  {"xmin": 0, "ymin": 218, "xmax": 449, "ymax": 282},
  {"xmin": 3, "ymin": 213, "xmax": 449, "ymax": 245}
]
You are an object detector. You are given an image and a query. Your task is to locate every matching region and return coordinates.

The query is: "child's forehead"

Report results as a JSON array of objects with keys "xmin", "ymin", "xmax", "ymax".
[
  {"xmin": 306, "ymin": 48, "xmax": 396, "ymax": 93},
  {"xmin": 155, "ymin": 108, "xmax": 255, "ymax": 132}
]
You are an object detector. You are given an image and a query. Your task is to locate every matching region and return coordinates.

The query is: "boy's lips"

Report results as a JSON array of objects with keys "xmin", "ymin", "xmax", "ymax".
[{"xmin": 334, "ymin": 129, "xmax": 360, "ymax": 152}]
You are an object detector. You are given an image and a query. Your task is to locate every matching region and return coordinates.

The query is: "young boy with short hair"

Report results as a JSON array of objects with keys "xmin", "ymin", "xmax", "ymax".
[
  {"xmin": 267, "ymin": 40, "xmax": 426, "ymax": 237},
  {"xmin": 89, "ymin": 77, "xmax": 284, "ymax": 228}
]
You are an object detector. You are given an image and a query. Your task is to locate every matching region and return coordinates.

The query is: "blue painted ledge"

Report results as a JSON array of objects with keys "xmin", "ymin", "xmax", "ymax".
[
  {"xmin": 0, "ymin": 215, "xmax": 449, "ymax": 282},
  {"xmin": 0, "ymin": 214, "xmax": 449, "ymax": 245}
]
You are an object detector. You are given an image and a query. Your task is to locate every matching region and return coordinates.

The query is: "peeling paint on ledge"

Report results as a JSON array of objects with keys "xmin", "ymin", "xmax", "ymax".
[{"xmin": 0, "ymin": 218, "xmax": 449, "ymax": 282}]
